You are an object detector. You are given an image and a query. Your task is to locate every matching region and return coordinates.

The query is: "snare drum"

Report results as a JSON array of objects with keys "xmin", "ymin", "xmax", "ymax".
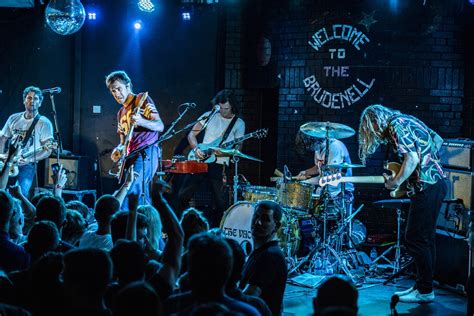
[
  {"xmin": 242, "ymin": 186, "xmax": 277, "ymax": 202},
  {"xmin": 220, "ymin": 202, "xmax": 300, "ymax": 256},
  {"xmin": 276, "ymin": 180, "xmax": 314, "ymax": 210}
]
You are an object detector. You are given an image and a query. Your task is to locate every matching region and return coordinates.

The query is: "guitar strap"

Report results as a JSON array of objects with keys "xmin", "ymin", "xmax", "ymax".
[
  {"xmin": 20, "ymin": 114, "xmax": 41, "ymax": 148},
  {"xmin": 219, "ymin": 116, "xmax": 238, "ymax": 146}
]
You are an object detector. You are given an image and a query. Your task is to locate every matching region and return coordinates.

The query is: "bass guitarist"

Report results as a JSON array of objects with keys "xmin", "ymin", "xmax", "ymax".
[
  {"xmin": 358, "ymin": 104, "xmax": 446, "ymax": 304},
  {"xmin": 0, "ymin": 86, "xmax": 54, "ymax": 197},
  {"xmin": 106, "ymin": 71, "xmax": 164, "ymax": 208},
  {"xmin": 178, "ymin": 90, "xmax": 245, "ymax": 226}
]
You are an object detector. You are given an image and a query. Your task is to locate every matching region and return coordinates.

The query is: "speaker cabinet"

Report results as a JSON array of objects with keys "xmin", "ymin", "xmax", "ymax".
[
  {"xmin": 434, "ymin": 229, "xmax": 469, "ymax": 289},
  {"xmin": 44, "ymin": 156, "xmax": 91, "ymax": 190},
  {"xmin": 444, "ymin": 168, "xmax": 474, "ymax": 210}
]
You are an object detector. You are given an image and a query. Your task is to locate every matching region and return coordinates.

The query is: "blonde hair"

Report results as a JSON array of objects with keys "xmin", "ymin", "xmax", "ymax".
[
  {"xmin": 137, "ymin": 205, "xmax": 162, "ymax": 250},
  {"xmin": 358, "ymin": 104, "xmax": 400, "ymax": 164}
]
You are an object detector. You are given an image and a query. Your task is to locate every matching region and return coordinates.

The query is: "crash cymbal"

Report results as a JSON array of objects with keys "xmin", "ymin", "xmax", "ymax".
[
  {"xmin": 210, "ymin": 147, "xmax": 263, "ymax": 162},
  {"xmin": 300, "ymin": 121, "xmax": 355, "ymax": 139},
  {"xmin": 327, "ymin": 162, "xmax": 366, "ymax": 169}
]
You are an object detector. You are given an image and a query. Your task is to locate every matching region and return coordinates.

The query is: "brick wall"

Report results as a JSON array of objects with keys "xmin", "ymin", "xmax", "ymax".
[{"xmin": 221, "ymin": 0, "xmax": 472, "ymax": 231}]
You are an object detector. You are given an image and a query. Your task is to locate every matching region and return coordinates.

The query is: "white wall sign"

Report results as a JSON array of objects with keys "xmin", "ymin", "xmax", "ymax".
[{"xmin": 303, "ymin": 24, "xmax": 376, "ymax": 109}]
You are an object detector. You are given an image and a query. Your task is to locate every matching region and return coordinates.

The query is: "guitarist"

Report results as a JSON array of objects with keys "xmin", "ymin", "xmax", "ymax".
[
  {"xmin": 0, "ymin": 86, "xmax": 54, "ymax": 197},
  {"xmin": 106, "ymin": 71, "xmax": 164, "ymax": 208},
  {"xmin": 358, "ymin": 104, "xmax": 446, "ymax": 304},
  {"xmin": 178, "ymin": 90, "xmax": 245, "ymax": 227}
]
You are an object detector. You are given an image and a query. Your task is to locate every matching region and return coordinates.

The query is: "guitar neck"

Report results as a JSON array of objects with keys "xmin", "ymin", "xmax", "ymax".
[{"xmin": 338, "ymin": 176, "xmax": 385, "ymax": 184}]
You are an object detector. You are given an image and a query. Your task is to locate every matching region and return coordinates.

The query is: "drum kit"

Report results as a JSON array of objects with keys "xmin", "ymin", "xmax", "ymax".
[{"xmin": 220, "ymin": 121, "xmax": 369, "ymax": 283}]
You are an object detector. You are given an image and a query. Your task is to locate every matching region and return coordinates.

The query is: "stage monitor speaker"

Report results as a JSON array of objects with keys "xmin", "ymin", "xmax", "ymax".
[
  {"xmin": 434, "ymin": 229, "xmax": 469, "ymax": 290},
  {"xmin": 44, "ymin": 156, "xmax": 91, "ymax": 190},
  {"xmin": 444, "ymin": 168, "xmax": 474, "ymax": 210}
]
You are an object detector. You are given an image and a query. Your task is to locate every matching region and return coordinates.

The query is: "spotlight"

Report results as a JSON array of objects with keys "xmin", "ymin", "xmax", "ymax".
[
  {"xmin": 87, "ymin": 12, "xmax": 97, "ymax": 20},
  {"xmin": 181, "ymin": 12, "xmax": 191, "ymax": 21},
  {"xmin": 134, "ymin": 20, "xmax": 142, "ymax": 30},
  {"xmin": 138, "ymin": 0, "xmax": 155, "ymax": 13}
]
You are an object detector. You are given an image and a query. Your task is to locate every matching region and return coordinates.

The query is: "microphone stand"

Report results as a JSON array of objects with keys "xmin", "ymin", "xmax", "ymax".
[
  {"xmin": 48, "ymin": 93, "xmax": 63, "ymax": 161},
  {"xmin": 155, "ymin": 103, "xmax": 195, "ymax": 181}
]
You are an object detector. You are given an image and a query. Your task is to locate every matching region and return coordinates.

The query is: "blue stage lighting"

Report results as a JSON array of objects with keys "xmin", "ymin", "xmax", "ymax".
[
  {"xmin": 87, "ymin": 12, "xmax": 97, "ymax": 20},
  {"xmin": 182, "ymin": 12, "xmax": 191, "ymax": 21},
  {"xmin": 138, "ymin": 0, "xmax": 155, "ymax": 13},
  {"xmin": 134, "ymin": 20, "xmax": 142, "ymax": 30}
]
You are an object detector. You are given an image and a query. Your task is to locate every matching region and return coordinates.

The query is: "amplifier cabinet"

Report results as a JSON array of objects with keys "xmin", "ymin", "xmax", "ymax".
[
  {"xmin": 443, "ymin": 168, "xmax": 474, "ymax": 210},
  {"xmin": 44, "ymin": 156, "xmax": 91, "ymax": 190},
  {"xmin": 440, "ymin": 139, "xmax": 474, "ymax": 171}
]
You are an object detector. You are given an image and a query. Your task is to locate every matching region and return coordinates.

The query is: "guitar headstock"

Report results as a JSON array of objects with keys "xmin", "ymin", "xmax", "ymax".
[
  {"xmin": 319, "ymin": 173, "xmax": 342, "ymax": 187},
  {"xmin": 253, "ymin": 128, "xmax": 268, "ymax": 139}
]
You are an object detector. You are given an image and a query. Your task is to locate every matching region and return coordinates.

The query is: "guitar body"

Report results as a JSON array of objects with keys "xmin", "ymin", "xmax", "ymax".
[
  {"xmin": 187, "ymin": 128, "xmax": 268, "ymax": 163},
  {"xmin": 0, "ymin": 141, "xmax": 57, "ymax": 177}
]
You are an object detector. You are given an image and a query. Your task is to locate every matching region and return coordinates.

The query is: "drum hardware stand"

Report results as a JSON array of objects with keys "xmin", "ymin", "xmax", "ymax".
[
  {"xmin": 371, "ymin": 208, "xmax": 403, "ymax": 274},
  {"xmin": 231, "ymin": 155, "xmax": 241, "ymax": 204}
]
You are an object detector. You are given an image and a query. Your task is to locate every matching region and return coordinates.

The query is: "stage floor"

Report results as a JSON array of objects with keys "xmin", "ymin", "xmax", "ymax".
[{"xmin": 283, "ymin": 276, "xmax": 467, "ymax": 315}]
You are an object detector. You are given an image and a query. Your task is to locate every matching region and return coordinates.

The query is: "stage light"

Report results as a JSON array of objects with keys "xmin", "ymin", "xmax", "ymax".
[
  {"xmin": 87, "ymin": 12, "xmax": 97, "ymax": 20},
  {"xmin": 134, "ymin": 20, "xmax": 142, "ymax": 30},
  {"xmin": 138, "ymin": 0, "xmax": 155, "ymax": 12},
  {"xmin": 182, "ymin": 12, "xmax": 191, "ymax": 21}
]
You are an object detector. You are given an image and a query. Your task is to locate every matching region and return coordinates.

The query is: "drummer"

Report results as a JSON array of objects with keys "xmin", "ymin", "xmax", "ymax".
[{"xmin": 296, "ymin": 137, "xmax": 354, "ymax": 208}]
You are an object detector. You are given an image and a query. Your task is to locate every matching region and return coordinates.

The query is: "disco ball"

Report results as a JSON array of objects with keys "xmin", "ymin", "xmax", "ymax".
[{"xmin": 45, "ymin": 0, "xmax": 86, "ymax": 36}]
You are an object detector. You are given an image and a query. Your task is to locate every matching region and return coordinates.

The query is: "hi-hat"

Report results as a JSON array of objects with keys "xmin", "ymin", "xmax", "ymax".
[
  {"xmin": 300, "ymin": 121, "xmax": 355, "ymax": 139},
  {"xmin": 210, "ymin": 147, "xmax": 263, "ymax": 162},
  {"xmin": 327, "ymin": 162, "xmax": 366, "ymax": 169}
]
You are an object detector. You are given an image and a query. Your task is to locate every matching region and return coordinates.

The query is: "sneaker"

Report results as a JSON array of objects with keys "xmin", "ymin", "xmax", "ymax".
[
  {"xmin": 399, "ymin": 290, "xmax": 435, "ymax": 303},
  {"xmin": 394, "ymin": 286, "xmax": 416, "ymax": 297}
]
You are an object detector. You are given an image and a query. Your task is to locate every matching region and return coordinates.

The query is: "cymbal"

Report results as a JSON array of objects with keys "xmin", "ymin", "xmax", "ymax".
[
  {"xmin": 300, "ymin": 121, "xmax": 355, "ymax": 139},
  {"xmin": 210, "ymin": 147, "xmax": 263, "ymax": 162},
  {"xmin": 327, "ymin": 162, "xmax": 365, "ymax": 169}
]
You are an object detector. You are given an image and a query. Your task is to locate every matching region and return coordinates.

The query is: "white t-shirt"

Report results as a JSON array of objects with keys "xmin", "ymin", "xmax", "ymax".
[
  {"xmin": 199, "ymin": 111, "xmax": 245, "ymax": 165},
  {"xmin": 79, "ymin": 231, "xmax": 113, "ymax": 251},
  {"xmin": 0, "ymin": 112, "xmax": 54, "ymax": 156},
  {"xmin": 314, "ymin": 139, "xmax": 354, "ymax": 197}
]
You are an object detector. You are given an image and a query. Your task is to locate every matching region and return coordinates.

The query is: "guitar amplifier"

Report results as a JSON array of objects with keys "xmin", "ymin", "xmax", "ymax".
[
  {"xmin": 439, "ymin": 139, "xmax": 474, "ymax": 171},
  {"xmin": 443, "ymin": 168, "xmax": 474, "ymax": 210},
  {"xmin": 43, "ymin": 156, "xmax": 92, "ymax": 190}
]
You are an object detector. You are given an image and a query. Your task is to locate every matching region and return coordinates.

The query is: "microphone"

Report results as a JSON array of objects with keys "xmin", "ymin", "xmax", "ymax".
[{"xmin": 42, "ymin": 87, "xmax": 61, "ymax": 94}]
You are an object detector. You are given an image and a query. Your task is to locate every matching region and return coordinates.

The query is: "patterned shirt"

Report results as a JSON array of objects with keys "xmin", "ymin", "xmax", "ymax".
[
  {"xmin": 117, "ymin": 93, "xmax": 159, "ymax": 154},
  {"xmin": 386, "ymin": 114, "xmax": 444, "ymax": 195}
]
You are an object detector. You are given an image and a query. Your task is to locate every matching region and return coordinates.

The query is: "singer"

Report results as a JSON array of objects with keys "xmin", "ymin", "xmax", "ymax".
[
  {"xmin": 105, "ymin": 70, "xmax": 164, "ymax": 208},
  {"xmin": 178, "ymin": 90, "xmax": 245, "ymax": 226},
  {"xmin": 0, "ymin": 86, "xmax": 54, "ymax": 197}
]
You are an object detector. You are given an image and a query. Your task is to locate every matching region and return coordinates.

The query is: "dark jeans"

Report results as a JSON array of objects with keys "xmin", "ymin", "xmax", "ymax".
[
  {"xmin": 405, "ymin": 179, "xmax": 448, "ymax": 293},
  {"xmin": 178, "ymin": 163, "xmax": 229, "ymax": 227},
  {"xmin": 8, "ymin": 163, "xmax": 36, "ymax": 198}
]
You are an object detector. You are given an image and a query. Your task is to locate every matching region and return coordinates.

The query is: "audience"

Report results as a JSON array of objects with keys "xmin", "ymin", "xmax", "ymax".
[
  {"xmin": 114, "ymin": 281, "xmax": 162, "ymax": 316},
  {"xmin": 62, "ymin": 210, "xmax": 87, "ymax": 246},
  {"xmin": 9, "ymin": 198, "xmax": 26, "ymax": 245},
  {"xmin": 23, "ymin": 221, "xmax": 60, "ymax": 263}
]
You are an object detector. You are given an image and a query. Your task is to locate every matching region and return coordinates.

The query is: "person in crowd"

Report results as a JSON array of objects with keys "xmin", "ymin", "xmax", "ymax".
[
  {"xmin": 114, "ymin": 281, "xmax": 162, "ymax": 316},
  {"xmin": 62, "ymin": 210, "xmax": 87, "ymax": 246},
  {"xmin": 240, "ymin": 200, "xmax": 288, "ymax": 316},
  {"xmin": 9, "ymin": 198, "xmax": 27, "ymax": 245},
  {"xmin": 138, "ymin": 204, "xmax": 164, "ymax": 253},
  {"xmin": 23, "ymin": 221, "xmax": 60, "ymax": 264},
  {"xmin": 313, "ymin": 276, "xmax": 358, "ymax": 316}
]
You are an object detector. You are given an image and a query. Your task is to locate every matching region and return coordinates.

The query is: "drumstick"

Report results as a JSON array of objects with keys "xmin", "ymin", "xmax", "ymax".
[{"xmin": 274, "ymin": 169, "xmax": 283, "ymax": 177}]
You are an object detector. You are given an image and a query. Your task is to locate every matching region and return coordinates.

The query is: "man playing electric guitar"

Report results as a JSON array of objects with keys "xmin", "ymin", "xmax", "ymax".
[
  {"xmin": 0, "ymin": 86, "xmax": 54, "ymax": 197},
  {"xmin": 358, "ymin": 104, "xmax": 446, "ymax": 304},
  {"xmin": 106, "ymin": 71, "xmax": 164, "ymax": 208},
  {"xmin": 178, "ymin": 90, "xmax": 245, "ymax": 226}
]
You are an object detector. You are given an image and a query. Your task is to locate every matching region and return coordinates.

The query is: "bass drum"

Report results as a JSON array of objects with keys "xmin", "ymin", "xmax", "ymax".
[{"xmin": 220, "ymin": 202, "xmax": 300, "ymax": 256}]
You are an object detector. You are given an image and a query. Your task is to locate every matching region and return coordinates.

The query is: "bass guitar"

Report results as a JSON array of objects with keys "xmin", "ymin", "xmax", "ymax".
[
  {"xmin": 318, "ymin": 161, "xmax": 407, "ymax": 198},
  {"xmin": 188, "ymin": 128, "xmax": 268, "ymax": 163}
]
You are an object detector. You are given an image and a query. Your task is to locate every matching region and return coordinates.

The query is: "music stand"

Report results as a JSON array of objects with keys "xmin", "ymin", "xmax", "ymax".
[{"xmin": 371, "ymin": 199, "xmax": 410, "ymax": 274}]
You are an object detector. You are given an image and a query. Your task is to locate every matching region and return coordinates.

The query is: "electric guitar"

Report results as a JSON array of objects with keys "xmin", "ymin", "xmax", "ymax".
[
  {"xmin": 318, "ymin": 162, "xmax": 408, "ymax": 198},
  {"xmin": 188, "ymin": 128, "xmax": 268, "ymax": 163},
  {"xmin": 0, "ymin": 140, "xmax": 58, "ymax": 177},
  {"xmin": 113, "ymin": 92, "xmax": 149, "ymax": 183}
]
